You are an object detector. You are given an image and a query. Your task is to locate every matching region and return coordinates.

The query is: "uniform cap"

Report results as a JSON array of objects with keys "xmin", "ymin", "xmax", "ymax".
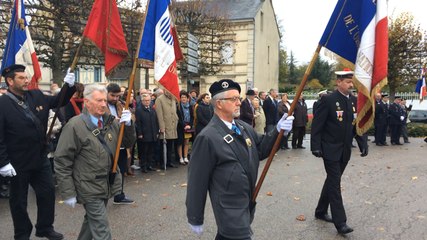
[
  {"xmin": 318, "ymin": 90, "xmax": 327, "ymax": 96},
  {"xmin": 335, "ymin": 68, "xmax": 354, "ymax": 79},
  {"xmin": 209, "ymin": 79, "xmax": 241, "ymax": 97}
]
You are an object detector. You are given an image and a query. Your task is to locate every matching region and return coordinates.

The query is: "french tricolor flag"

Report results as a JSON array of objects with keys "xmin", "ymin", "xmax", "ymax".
[
  {"xmin": 138, "ymin": 0, "xmax": 182, "ymax": 100},
  {"xmin": 0, "ymin": 0, "xmax": 42, "ymax": 89},
  {"xmin": 415, "ymin": 67, "xmax": 426, "ymax": 102},
  {"xmin": 320, "ymin": 0, "xmax": 388, "ymax": 135}
]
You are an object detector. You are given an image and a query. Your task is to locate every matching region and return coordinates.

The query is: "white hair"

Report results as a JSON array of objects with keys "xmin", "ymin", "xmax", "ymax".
[{"xmin": 83, "ymin": 84, "xmax": 107, "ymax": 100}]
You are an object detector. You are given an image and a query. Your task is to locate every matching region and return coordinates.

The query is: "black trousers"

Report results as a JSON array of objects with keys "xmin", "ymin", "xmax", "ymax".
[
  {"xmin": 215, "ymin": 233, "xmax": 251, "ymax": 240},
  {"xmin": 160, "ymin": 139, "xmax": 175, "ymax": 166},
  {"xmin": 9, "ymin": 161, "xmax": 55, "ymax": 240},
  {"xmin": 137, "ymin": 140, "xmax": 156, "ymax": 169},
  {"xmin": 375, "ymin": 123, "xmax": 387, "ymax": 144},
  {"xmin": 390, "ymin": 124, "xmax": 402, "ymax": 144},
  {"xmin": 315, "ymin": 158, "xmax": 349, "ymax": 228},
  {"xmin": 292, "ymin": 126, "xmax": 306, "ymax": 147}
]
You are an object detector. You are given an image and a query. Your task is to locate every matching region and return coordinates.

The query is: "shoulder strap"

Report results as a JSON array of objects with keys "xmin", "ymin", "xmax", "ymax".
[
  {"xmin": 80, "ymin": 114, "xmax": 115, "ymax": 162},
  {"xmin": 6, "ymin": 92, "xmax": 45, "ymax": 141}
]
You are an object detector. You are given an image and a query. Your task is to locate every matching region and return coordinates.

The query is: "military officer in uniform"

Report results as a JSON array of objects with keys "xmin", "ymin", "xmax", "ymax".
[
  {"xmin": 388, "ymin": 96, "xmax": 405, "ymax": 145},
  {"xmin": 0, "ymin": 64, "xmax": 76, "ymax": 240},
  {"xmin": 374, "ymin": 93, "xmax": 389, "ymax": 146},
  {"xmin": 311, "ymin": 69, "xmax": 359, "ymax": 235},
  {"xmin": 186, "ymin": 79, "xmax": 294, "ymax": 240}
]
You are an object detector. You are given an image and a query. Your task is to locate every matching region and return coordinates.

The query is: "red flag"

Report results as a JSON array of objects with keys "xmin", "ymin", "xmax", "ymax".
[{"xmin": 82, "ymin": 0, "xmax": 128, "ymax": 76}]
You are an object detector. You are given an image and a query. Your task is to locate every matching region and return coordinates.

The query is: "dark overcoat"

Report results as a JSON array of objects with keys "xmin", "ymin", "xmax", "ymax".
[
  {"xmin": 0, "ymin": 86, "xmax": 75, "ymax": 171},
  {"xmin": 186, "ymin": 115, "xmax": 278, "ymax": 239},
  {"xmin": 135, "ymin": 105, "xmax": 159, "ymax": 143}
]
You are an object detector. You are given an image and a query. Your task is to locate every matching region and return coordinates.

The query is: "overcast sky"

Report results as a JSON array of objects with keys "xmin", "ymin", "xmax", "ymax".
[{"xmin": 272, "ymin": 0, "xmax": 427, "ymax": 65}]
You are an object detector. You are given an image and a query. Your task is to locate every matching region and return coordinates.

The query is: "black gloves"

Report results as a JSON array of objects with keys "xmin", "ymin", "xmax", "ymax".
[{"xmin": 312, "ymin": 150, "xmax": 323, "ymax": 158}]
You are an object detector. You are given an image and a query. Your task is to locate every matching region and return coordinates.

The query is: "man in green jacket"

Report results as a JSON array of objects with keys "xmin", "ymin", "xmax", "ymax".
[{"xmin": 54, "ymin": 84, "xmax": 132, "ymax": 240}]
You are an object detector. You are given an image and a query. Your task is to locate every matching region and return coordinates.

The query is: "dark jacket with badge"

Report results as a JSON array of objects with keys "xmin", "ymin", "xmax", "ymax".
[
  {"xmin": 0, "ymin": 86, "xmax": 75, "ymax": 171},
  {"xmin": 388, "ymin": 102, "xmax": 405, "ymax": 125},
  {"xmin": 135, "ymin": 104, "xmax": 159, "ymax": 142},
  {"xmin": 54, "ymin": 108, "xmax": 122, "ymax": 204},
  {"xmin": 186, "ymin": 114, "xmax": 278, "ymax": 239},
  {"xmin": 311, "ymin": 90, "xmax": 354, "ymax": 162}
]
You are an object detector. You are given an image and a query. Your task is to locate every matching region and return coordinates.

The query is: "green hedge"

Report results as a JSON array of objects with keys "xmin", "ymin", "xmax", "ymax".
[{"xmin": 306, "ymin": 121, "xmax": 427, "ymax": 137}]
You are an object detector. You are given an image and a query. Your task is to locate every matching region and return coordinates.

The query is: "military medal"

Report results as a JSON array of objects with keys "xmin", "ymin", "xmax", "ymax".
[
  {"xmin": 108, "ymin": 133, "xmax": 113, "ymax": 141},
  {"xmin": 336, "ymin": 110, "xmax": 343, "ymax": 121},
  {"xmin": 245, "ymin": 138, "xmax": 252, "ymax": 147},
  {"xmin": 36, "ymin": 105, "xmax": 43, "ymax": 111}
]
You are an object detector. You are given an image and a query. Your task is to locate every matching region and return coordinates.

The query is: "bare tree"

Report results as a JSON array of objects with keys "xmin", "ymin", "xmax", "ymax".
[{"xmin": 171, "ymin": 0, "xmax": 233, "ymax": 77}]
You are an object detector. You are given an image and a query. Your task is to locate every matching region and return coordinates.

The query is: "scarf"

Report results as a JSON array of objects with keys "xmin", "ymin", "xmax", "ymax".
[
  {"xmin": 70, "ymin": 97, "xmax": 84, "ymax": 115},
  {"xmin": 181, "ymin": 102, "xmax": 191, "ymax": 124}
]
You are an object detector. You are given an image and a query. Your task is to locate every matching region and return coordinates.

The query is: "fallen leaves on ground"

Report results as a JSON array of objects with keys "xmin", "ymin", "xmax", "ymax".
[
  {"xmin": 266, "ymin": 191, "xmax": 273, "ymax": 196},
  {"xmin": 296, "ymin": 215, "xmax": 306, "ymax": 221},
  {"xmin": 293, "ymin": 197, "xmax": 300, "ymax": 201},
  {"xmin": 412, "ymin": 176, "xmax": 418, "ymax": 180},
  {"xmin": 181, "ymin": 183, "xmax": 188, "ymax": 187}
]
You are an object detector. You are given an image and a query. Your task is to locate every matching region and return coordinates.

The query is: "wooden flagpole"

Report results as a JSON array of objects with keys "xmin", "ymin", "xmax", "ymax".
[
  {"xmin": 252, "ymin": 44, "xmax": 322, "ymax": 202},
  {"xmin": 46, "ymin": 38, "xmax": 86, "ymax": 139},
  {"xmin": 111, "ymin": 0, "xmax": 151, "ymax": 173}
]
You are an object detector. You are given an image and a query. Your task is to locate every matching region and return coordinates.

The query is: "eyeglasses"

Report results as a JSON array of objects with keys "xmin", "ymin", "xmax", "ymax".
[{"xmin": 219, "ymin": 96, "xmax": 241, "ymax": 102}]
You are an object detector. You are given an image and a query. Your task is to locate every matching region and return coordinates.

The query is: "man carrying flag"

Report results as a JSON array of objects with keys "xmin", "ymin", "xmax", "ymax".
[
  {"xmin": 0, "ymin": 0, "xmax": 42, "ymax": 90},
  {"xmin": 311, "ymin": 0, "xmax": 388, "ymax": 235},
  {"xmin": 138, "ymin": 0, "xmax": 182, "ymax": 100}
]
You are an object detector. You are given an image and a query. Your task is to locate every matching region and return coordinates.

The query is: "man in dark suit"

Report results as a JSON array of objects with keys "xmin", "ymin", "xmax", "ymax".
[
  {"xmin": 292, "ymin": 93, "xmax": 308, "ymax": 149},
  {"xmin": 239, "ymin": 89, "xmax": 256, "ymax": 126},
  {"xmin": 388, "ymin": 96, "xmax": 405, "ymax": 145},
  {"xmin": 0, "ymin": 64, "xmax": 76, "ymax": 240},
  {"xmin": 262, "ymin": 88, "xmax": 279, "ymax": 133},
  {"xmin": 311, "ymin": 68, "xmax": 361, "ymax": 235},
  {"xmin": 186, "ymin": 79, "xmax": 294, "ymax": 239},
  {"xmin": 374, "ymin": 93, "xmax": 388, "ymax": 146}
]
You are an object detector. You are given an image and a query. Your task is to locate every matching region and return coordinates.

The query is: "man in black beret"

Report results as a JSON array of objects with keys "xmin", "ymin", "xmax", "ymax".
[
  {"xmin": 0, "ymin": 64, "xmax": 76, "ymax": 240},
  {"xmin": 186, "ymin": 79, "xmax": 294, "ymax": 239}
]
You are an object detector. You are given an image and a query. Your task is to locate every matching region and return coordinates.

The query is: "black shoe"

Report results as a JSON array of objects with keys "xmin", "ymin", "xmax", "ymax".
[
  {"xmin": 395, "ymin": 142, "xmax": 403, "ymax": 145},
  {"xmin": 141, "ymin": 168, "xmax": 148, "ymax": 173},
  {"xmin": 315, "ymin": 213, "xmax": 333, "ymax": 223},
  {"xmin": 404, "ymin": 140, "xmax": 410, "ymax": 143},
  {"xmin": 167, "ymin": 163, "xmax": 178, "ymax": 168},
  {"xmin": 292, "ymin": 146, "xmax": 297, "ymax": 149},
  {"xmin": 297, "ymin": 146, "xmax": 306, "ymax": 149},
  {"xmin": 424, "ymin": 138, "xmax": 427, "ymax": 143},
  {"xmin": 113, "ymin": 197, "xmax": 135, "ymax": 205},
  {"xmin": 336, "ymin": 224, "xmax": 354, "ymax": 234},
  {"xmin": 147, "ymin": 166, "xmax": 156, "ymax": 171},
  {"xmin": 35, "ymin": 230, "xmax": 64, "ymax": 240},
  {"xmin": 382, "ymin": 142, "xmax": 389, "ymax": 146},
  {"xmin": 376, "ymin": 143, "xmax": 384, "ymax": 146}
]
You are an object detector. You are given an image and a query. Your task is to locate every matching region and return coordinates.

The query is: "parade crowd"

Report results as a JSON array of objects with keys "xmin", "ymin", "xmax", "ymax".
[{"xmin": 0, "ymin": 65, "xmax": 423, "ymax": 240}]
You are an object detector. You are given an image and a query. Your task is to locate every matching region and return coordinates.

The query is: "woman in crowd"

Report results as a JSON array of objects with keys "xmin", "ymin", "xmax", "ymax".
[
  {"xmin": 195, "ymin": 93, "xmax": 213, "ymax": 136},
  {"xmin": 176, "ymin": 91, "xmax": 194, "ymax": 165},
  {"xmin": 253, "ymin": 98, "xmax": 266, "ymax": 134},
  {"xmin": 278, "ymin": 93, "xmax": 291, "ymax": 149}
]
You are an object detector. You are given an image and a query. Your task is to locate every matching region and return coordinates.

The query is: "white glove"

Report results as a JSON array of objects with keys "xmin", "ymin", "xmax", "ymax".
[
  {"xmin": 277, "ymin": 113, "xmax": 294, "ymax": 135},
  {"xmin": 400, "ymin": 116, "xmax": 404, "ymax": 121},
  {"xmin": 189, "ymin": 224, "xmax": 203, "ymax": 236},
  {"xmin": 63, "ymin": 68, "xmax": 75, "ymax": 87},
  {"xmin": 0, "ymin": 163, "xmax": 17, "ymax": 177},
  {"xmin": 120, "ymin": 110, "xmax": 132, "ymax": 126},
  {"xmin": 64, "ymin": 197, "xmax": 77, "ymax": 208}
]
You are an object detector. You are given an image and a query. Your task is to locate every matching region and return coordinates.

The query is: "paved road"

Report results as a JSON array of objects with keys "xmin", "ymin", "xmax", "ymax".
[{"xmin": 1, "ymin": 137, "xmax": 426, "ymax": 240}]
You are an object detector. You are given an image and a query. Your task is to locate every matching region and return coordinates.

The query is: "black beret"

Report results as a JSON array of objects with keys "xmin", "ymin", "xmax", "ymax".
[
  {"xmin": 1, "ymin": 64, "xmax": 26, "ymax": 78},
  {"xmin": 381, "ymin": 93, "xmax": 388, "ymax": 97},
  {"xmin": 246, "ymin": 89, "xmax": 255, "ymax": 96},
  {"xmin": 209, "ymin": 79, "xmax": 241, "ymax": 97},
  {"xmin": 394, "ymin": 96, "xmax": 402, "ymax": 99}
]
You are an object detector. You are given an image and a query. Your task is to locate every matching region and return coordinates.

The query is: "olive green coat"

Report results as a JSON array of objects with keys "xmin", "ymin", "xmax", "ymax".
[{"xmin": 54, "ymin": 109, "xmax": 122, "ymax": 204}]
